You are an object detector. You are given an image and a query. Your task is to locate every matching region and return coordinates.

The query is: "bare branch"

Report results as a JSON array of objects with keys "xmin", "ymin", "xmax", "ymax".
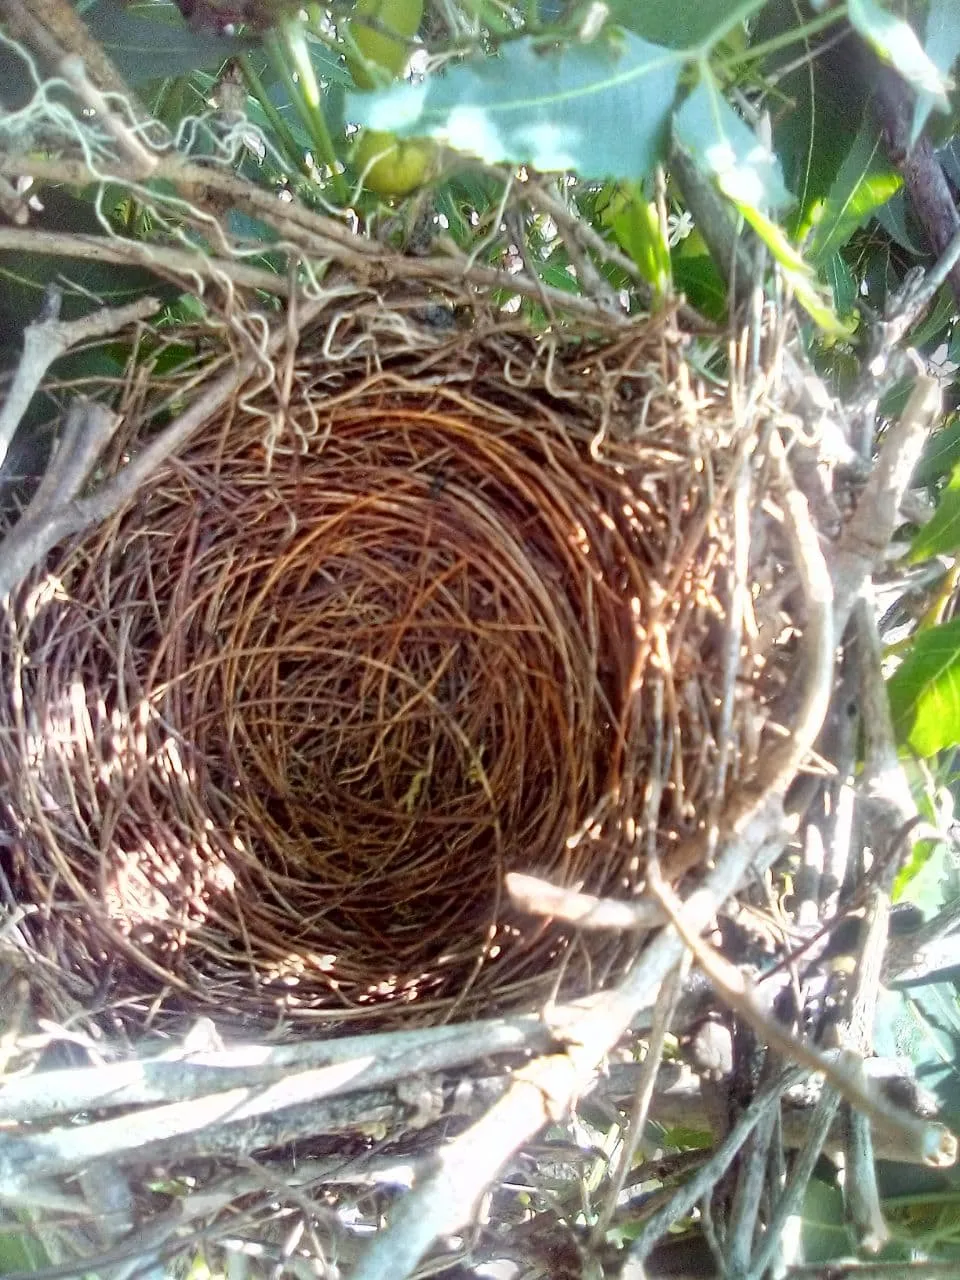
[
  {"xmin": 0, "ymin": 1013, "xmax": 558, "ymax": 1125},
  {"xmin": 625, "ymin": 1067, "xmax": 808, "ymax": 1268},
  {"xmin": 645, "ymin": 862, "xmax": 956, "ymax": 1169},
  {"xmin": 506, "ymin": 872, "xmax": 665, "ymax": 931},
  {"xmin": 592, "ymin": 958, "xmax": 690, "ymax": 1242},
  {"xmin": 746, "ymin": 1083, "xmax": 842, "ymax": 1280},
  {"xmin": 0, "ymin": 293, "xmax": 159, "ymax": 473},
  {"xmin": 833, "ymin": 375, "xmax": 943, "ymax": 634}
]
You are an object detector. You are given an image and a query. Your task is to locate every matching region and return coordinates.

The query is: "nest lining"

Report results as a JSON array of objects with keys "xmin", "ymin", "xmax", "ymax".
[{"xmin": 0, "ymin": 304, "xmax": 754, "ymax": 1031}]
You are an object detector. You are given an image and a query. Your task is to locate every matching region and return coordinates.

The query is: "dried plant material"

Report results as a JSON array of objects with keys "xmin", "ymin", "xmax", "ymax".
[{"xmin": 1, "ymin": 295, "xmax": 762, "ymax": 1033}]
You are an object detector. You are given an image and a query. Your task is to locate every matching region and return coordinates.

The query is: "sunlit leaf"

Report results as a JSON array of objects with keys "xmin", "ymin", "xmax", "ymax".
[
  {"xmin": 735, "ymin": 202, "xmax": 850, "ymax": 334},
  {"xmin": 808, "ymin": 122, "xmax": 900, "ymax": 264},
  {"xmin": 909, "ymin": 460, "xmax": 960, "ymax": 562},
  {"xmin": 849, "ymin": 0, "xmax": 951, "ymax": 111},
  {"xmin": 347, "ymin": 33, "xmax": 683, "ymax": 179},
  {"xmin": 599, "ymin": 186, "xmax": 671, "ymax": 299},
  {"xmin": 673, "ymin": 75, "xmax": 792, "ymax": 211},
  {"xmin": 913, "ymin": 0, "xmax": 960, "ymax": 143},
  {"xmin": 893, "ymin": 824, "xmax": 960, "ymax": 915},
  {"xmin": 887, "ymin": 614, "xmax": 960, "ymax": 755}
]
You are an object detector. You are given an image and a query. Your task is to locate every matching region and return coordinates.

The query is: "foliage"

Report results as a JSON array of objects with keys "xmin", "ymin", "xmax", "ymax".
[{"xmin": 6, "ymin": 0, "xmax": 960, "ymax": 1275}]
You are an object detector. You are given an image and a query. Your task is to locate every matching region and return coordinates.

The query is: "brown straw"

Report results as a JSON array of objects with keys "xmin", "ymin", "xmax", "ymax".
[{"xmin": 1, "ymin": 309, "xmax": 743, "ymax": 1031}]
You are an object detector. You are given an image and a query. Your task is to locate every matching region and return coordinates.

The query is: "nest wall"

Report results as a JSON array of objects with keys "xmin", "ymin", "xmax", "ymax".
[{"xmin": 0, "ymin": 300, "xmax": 752, "ymax": 1032}]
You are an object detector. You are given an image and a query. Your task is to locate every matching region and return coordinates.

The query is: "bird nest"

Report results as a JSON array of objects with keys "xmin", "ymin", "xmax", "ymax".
[{"xmin": 0, "ymin": 291, "xmax": 772, "ymax": 1034}]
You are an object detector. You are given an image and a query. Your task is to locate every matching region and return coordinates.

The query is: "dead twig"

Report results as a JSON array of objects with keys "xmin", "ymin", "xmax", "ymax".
[
  {"xmin": 746, "ymin": 1081, "xmax": 842, "ymax": 1280},
  {"xmin": 0, "ymin": 292, "xmax": 328, "ymax": 598},
  {"xmin": 506, "ymin": 873, "xmax": 665, "ymax": 932},
  {"xmin": 0, "ymin": 227, "xmax": 294, "ymax": 301},
  {"xmin": 591, "ymin": 957, "xmax": 690, "ymax": 1243},
  {"xmin": 833, "ymin": 373, "xmax": 943, "ymax": 634},
  {"xmin": 626, "ymin": 1066, "xmax": 808, "ymax": 1267},
  {"xmin": 0, "ymin": 292, "xmax": 159, "ymax": 473},
  {"xmin": 0, "ymin": 1013, "xmax": 558, "ymax": 1124},
  {"xmin": 644, "ymin": 861, "xmax": 956, "ymax": 1168}
]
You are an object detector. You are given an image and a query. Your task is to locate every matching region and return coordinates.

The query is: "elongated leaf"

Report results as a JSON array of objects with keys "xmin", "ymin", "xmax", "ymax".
[
  {"xmin": 913, "ymin": 0, "xmax": 960, "ymax": 143},
  {"xmin": 608, "ymin": 0, "xmax": 750, "ymax": 51},
  {"xmin": 808, "ymin": 122, "xmax": 900, "ymax": 264},
  {"xmin": 909, "ymin": 461, "xmax": 960, "ymax": 562},
  {"xmin": 599, "ymin": 186, "xmax": 671, "ymax": 299},
  {"xmin": 734, "ymin": 201, "xmax": 850, "ymax": 334},
  {"xmin": 347, "ymin": 34, "xmax": 683, "ymax": 180},
  {"xmin": 85, "ymin": 0, "xmax": 245, "ymax": 83},
  {"xmin": 823, "ymin": 251, "xmax": 856, "ymax": 316},
  {"xmin": 915, "ymin": 415, "xmax": 960, "ymax": 486},
  {"xmin": 874, "ymin": 190, "xmax": 926, "ymax": 255},
  {"xmin": 849, "ymin": 0, "xmax": 951, "ymax": 111},
  {"xmin": 909, "ymin": 285, "xmax": 956, "ymax": 350},
  {"xmin": 887, "ymin": 614, "xmax": 960, "ymax": 755},
  {"xmin": 673, "ymin": 76, "xmax": 792, "ymax": 211},
  {"xmin": 0, "ymin": 1226, "xmax": 49, "ymax": 1274},
  {"xmin": 754, "ymin": 0, "xmax": 860, "ymax": 239}
]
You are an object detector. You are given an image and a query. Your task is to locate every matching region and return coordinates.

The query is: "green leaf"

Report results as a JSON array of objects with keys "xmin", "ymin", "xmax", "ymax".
[
  {"xmin": 85, "ymin": 0, "xmax": 245, "ymax": 83},
  {"xmin": 875, "ymin": 982, "xmax": 960, "ymax": 1129},
  {"xmin": 894, "ymin": 824, "xmax": 960, "ymax": 914},
  {"xmin": 823, "ymin": 251, "xmax": 856, "ymax": 316},
  {"xmin": 909, "ymin": 460, "xmax": 960, "ymax": 562},
  {"xmin": 536, "ymin": 252, "xmax": 583, "ymax": 295},
  {"xmin": 849, "ymin": 0, "xmax": 951, "ymax": 112},
  {"xmin": 673, "ymin": 75, "xmax": 792, "ymax": 211},
  {"xmin": 735, "ymin": 202, "xmax": 850, "ymax": 334},
  {"xmin": 754, "ymin": 0, "xmax": 862, "ymax": 239},
  {"xmin": 0, "ymin": 1225, "xmax": 49, "ymax": 1273},
  {"xmin": 608, "ymin": 0, "xmax": 749, "ymax": 50},
  {"xmin": 909, "ymin": 285, "xmax": 956, "ymax": 350},
  {"xmin": 915, "ymin": 415, "xmax": 960, "ymax": 486},
  {"xmin": 599, "ymin": 185, "xmax": 671, "ymax": 299},
  {"xmin": 874, "ymin": 190, "xmax": 927, "ymax": 256},
  {"xmin": 887, "ymin": 614, "xmax": 960, "ymax": 755},
  {"xmin": 672, "ymin": 251, "xmax": 727, "ymax": 320},
  {"xmin": 801, "ymin": 1180, "xmax": 854, "ymax": 1264},
  {"xmin": 346, "ymin": 33, "xmax": 683, "ymax": 180},
  {"xmin": 808, "ymin": 122, "xmax": 901, "ymax": 264},
  {"xmin": 913, "ymin": 0, "xmax": 960, "ymax": 143}
]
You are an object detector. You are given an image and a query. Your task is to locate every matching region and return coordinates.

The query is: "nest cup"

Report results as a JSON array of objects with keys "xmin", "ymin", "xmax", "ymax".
[{"xmin": 1, "ymin": 295, "xmax": 750, "ymax": 1033}]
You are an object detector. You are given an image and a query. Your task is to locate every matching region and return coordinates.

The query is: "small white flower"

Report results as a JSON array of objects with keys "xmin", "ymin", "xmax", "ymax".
[{"xmin": 667, "ymin": 210, "xmax": 694, "ymax": 246}]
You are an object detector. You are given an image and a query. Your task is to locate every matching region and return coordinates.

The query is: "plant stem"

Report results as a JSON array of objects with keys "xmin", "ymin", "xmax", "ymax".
[
  {"xmin": 237, "ymin": 53, "xmax": 311, "ymax": 178},
  {"xmin": 268, "ymin": 22, "xmax": 347, "ymax": 203}
]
